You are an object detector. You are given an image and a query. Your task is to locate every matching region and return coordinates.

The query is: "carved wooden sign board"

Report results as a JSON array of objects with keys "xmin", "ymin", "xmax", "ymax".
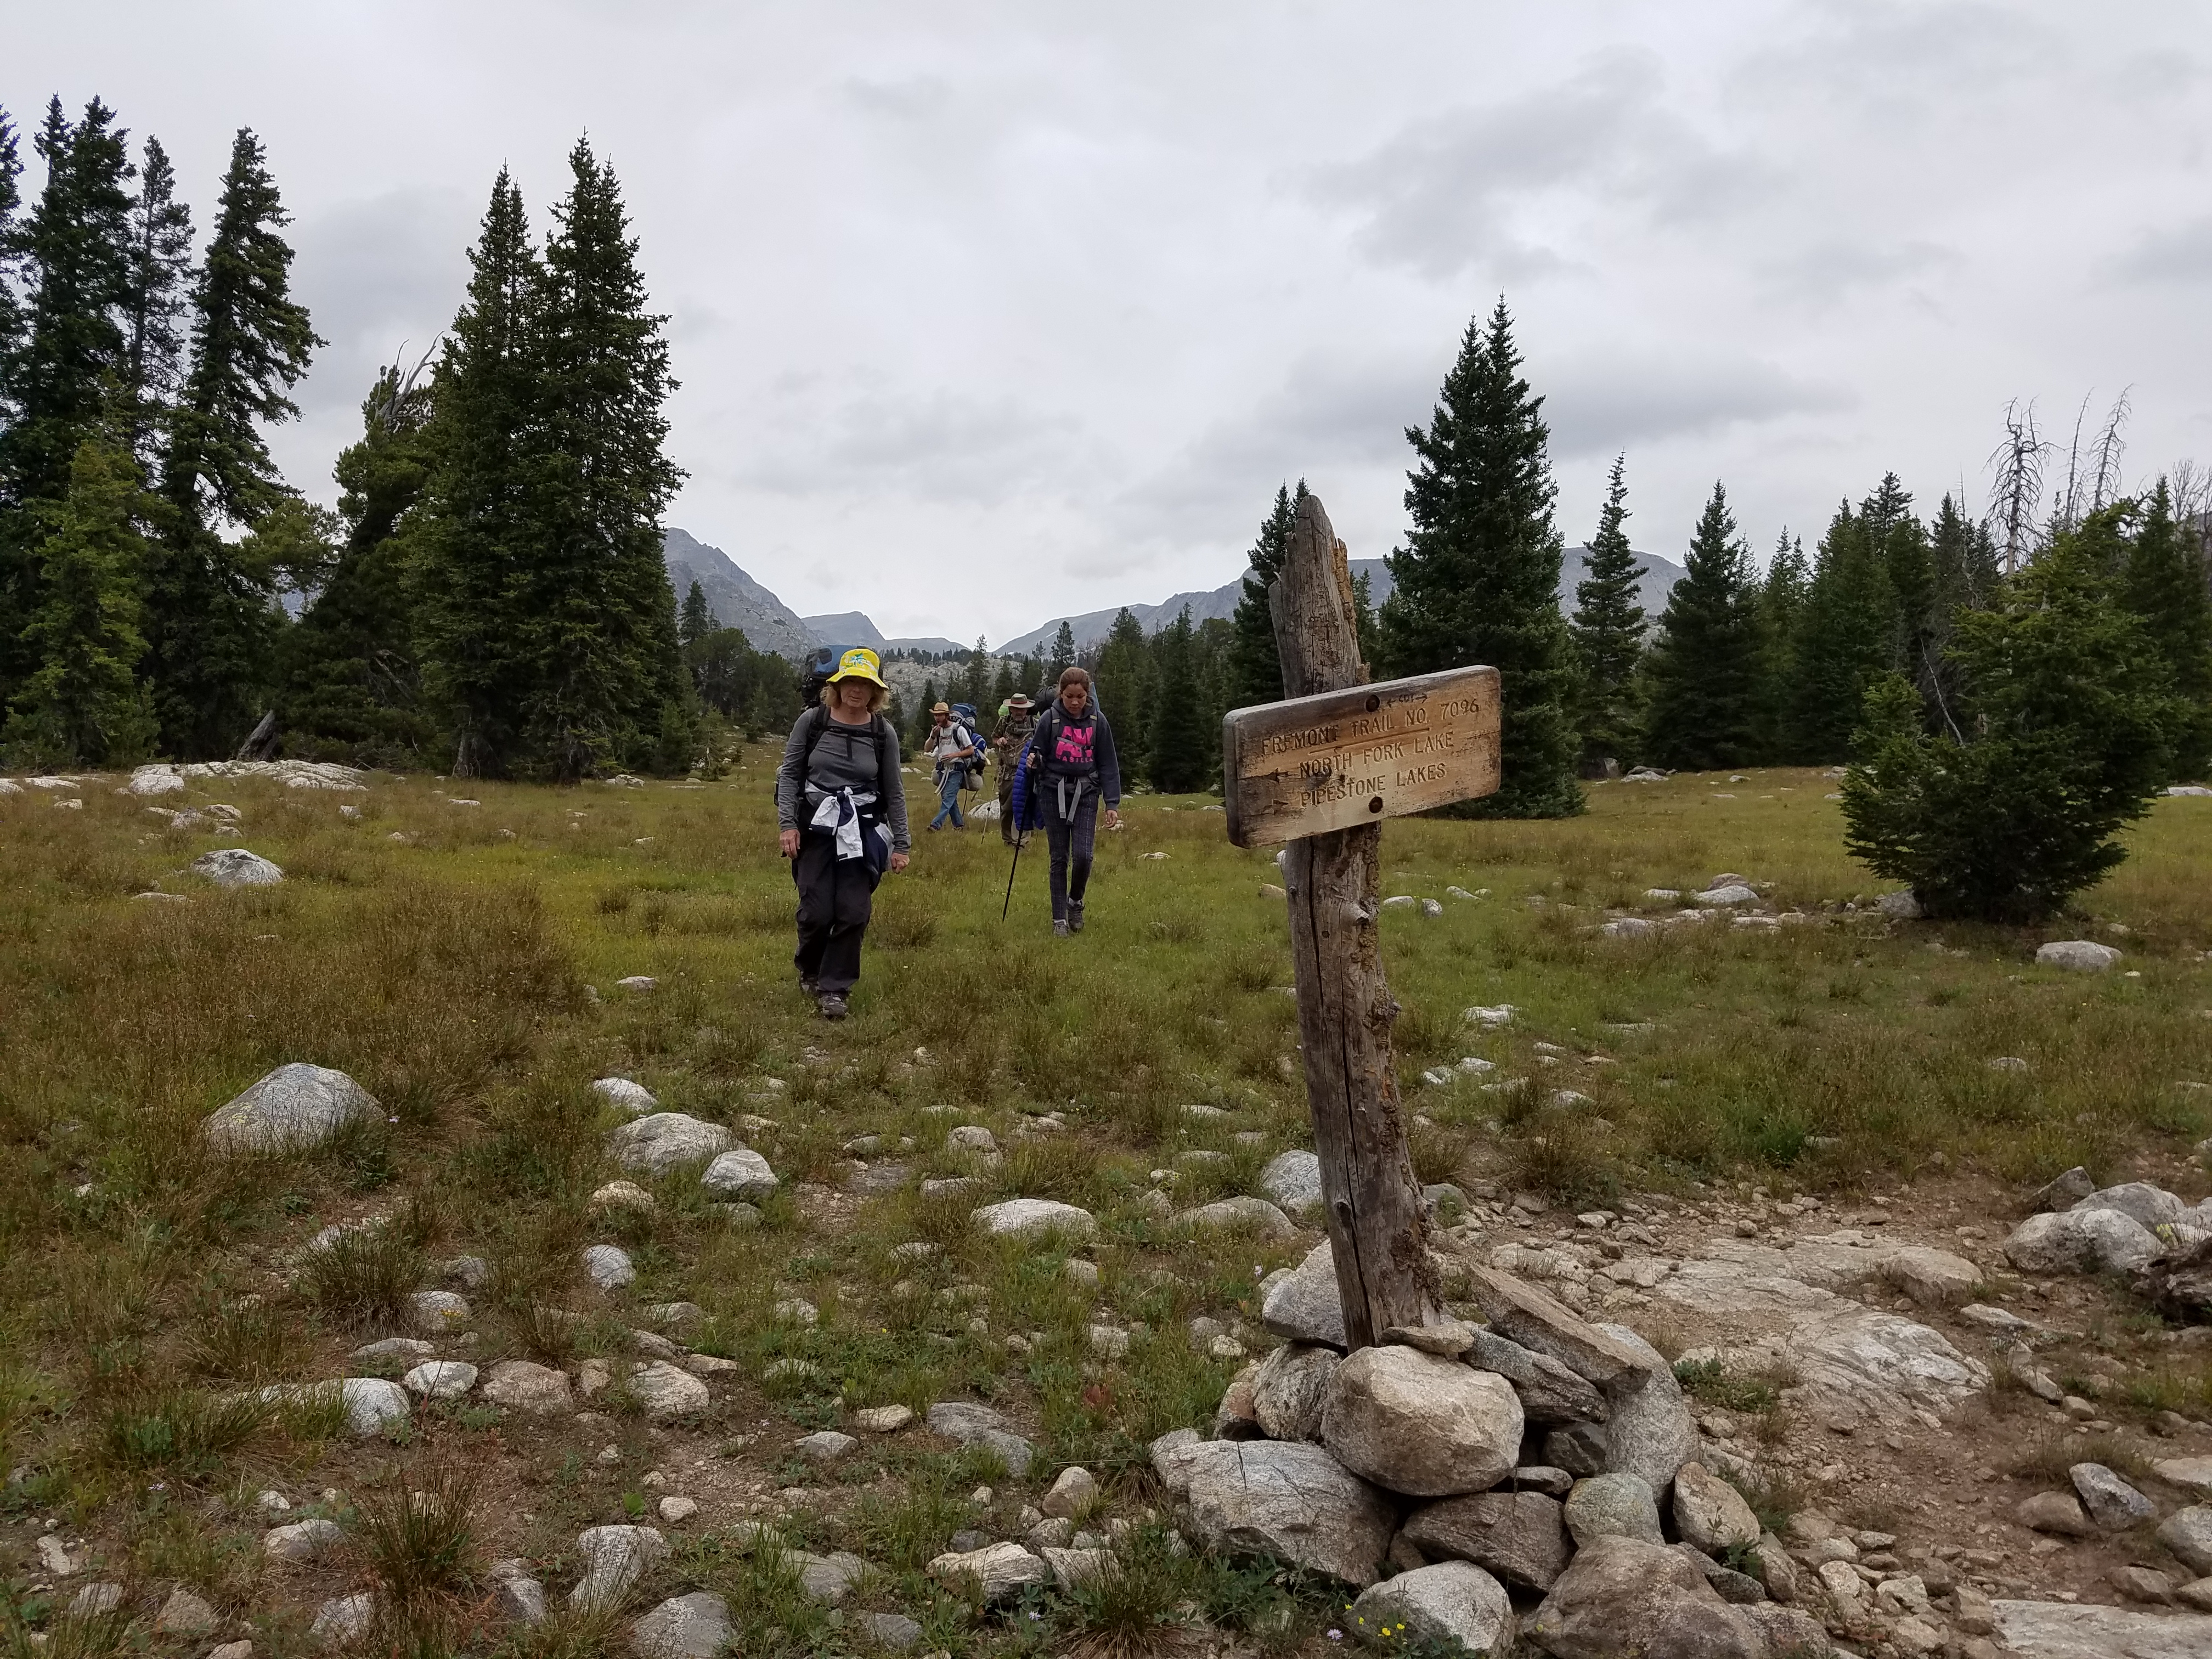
[{"xmin": 1221, "ymin": 664, "xmax": 1503, "ymax": 848}]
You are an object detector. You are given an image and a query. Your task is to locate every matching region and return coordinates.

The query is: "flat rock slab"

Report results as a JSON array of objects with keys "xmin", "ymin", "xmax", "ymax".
[
  {"xmin": 203, "ymin": 1063, "xmax": 377, "ymax": 1155},
  {"xmin": 629, "ymin": 1360, "xmax": 709, "ymax": 1420},
  {"xmin": 927, "ymin": 1400, "xmax": 1035, "ymax": 1476},
  {"xmin": 1993, "ymin": 1599, "xmax": 2212, "ymax": 1658},
  {"xmin": 971, "ymin": 1198, "xmax": 1096, "ymax": 1242},
  {"xmin": 928, "ymin": 1542, "xmax": 1047, "ymax": 1602},
  {"xmin": 481, "ymin": 1359, "xmax": 573, "ymax": 1415},
  {"xmin": 1152, "ymin": 1436, "xmax": 1394, "ymax": 1587},
  {"xmin": 633, "ymin": 1591, "xmax": 731, "ymax": 1658},
  {"xmin": 1175, "ymin": 1195, "xmax": 1295, "ymax": 1238},
  {"xmin": 570, "ymin": 1525, "xmax": 668, "ymax": 1610},
  {"xmin": 1463, "ymin": 1265, "xmax": 1649, "ymax": 1386},
  {"xmin": 610, "ymin": 1113, "xmax": 733, "ymax": 1176},
  {"xmin": 1650, "ymin": 1265, "xmax": 1987, "ymax": 1426}
]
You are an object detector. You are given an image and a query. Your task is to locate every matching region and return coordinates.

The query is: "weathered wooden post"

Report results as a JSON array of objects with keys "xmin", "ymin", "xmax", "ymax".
[{"xmin": 1221, "ymin": 493, "xmax": 1502, "ymax": 1349}]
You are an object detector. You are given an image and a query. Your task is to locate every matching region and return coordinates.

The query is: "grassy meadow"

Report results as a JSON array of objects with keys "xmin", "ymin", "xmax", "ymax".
[{"xmin": 0, "ymin": 755, "xmax": 2208, "ymax": 1655}]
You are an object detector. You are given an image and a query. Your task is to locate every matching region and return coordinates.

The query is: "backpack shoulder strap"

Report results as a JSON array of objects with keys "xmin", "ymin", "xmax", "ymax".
[{"xmin": 800, "ymin": 702, "xmax": 833, "ymax": 765}]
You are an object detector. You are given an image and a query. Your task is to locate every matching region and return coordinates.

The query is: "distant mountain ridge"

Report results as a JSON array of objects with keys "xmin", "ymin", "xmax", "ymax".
[
  {"xmin": 664, "ymin": 527, "xmax": 1686, "ymax": 663},
  {"xmin": 995, "ymin": 546, "xmax": 1686, "ymax": 656}
]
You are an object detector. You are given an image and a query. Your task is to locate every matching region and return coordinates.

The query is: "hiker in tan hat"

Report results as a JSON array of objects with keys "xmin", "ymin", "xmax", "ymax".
[
  {"xmin": 990, "ymin": 693, "xmax": 1037, "ymax": 845},
  {"xmin": 923, "ymin": 701, "xmax": 978, "ymax": 832}
]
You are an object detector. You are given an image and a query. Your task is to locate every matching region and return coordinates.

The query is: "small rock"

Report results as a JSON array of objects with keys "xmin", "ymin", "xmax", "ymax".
[
  {"xmin": 1260, "ymin": 1148, "xmax": 1323, "ymax": 1218},
  {"xmin": 2034, "ymin": 1166, "xmax": 2099, "ymax": 1211},
  {"xmin": 407, "ymin": 1289, "xmax": 471, "ymax": 1335},
  {"xmin": 628, "ymin": 1361, "xmax": 709, "ymax": 1421},
  {"xmin": 659, "ymin": 1496, "xmax": 698, "ymax": 1523},
  {"xmin": 632, "ymin": 1590, "xmax": 731, "ymax": 1658},
  {"xmin": 2071, "ymin": 1462, "xmax": 2156, "ymax": 1530},
  {"xmin": 1564, "ymin": 1473, "xmax": 1664, "ymax": 1547},
  {"xmin": 569, "ymin": 1524, "xmax": 669, "ymax": 1610},
  {"xmin": 582, "ymin": 1243, "xmax": 636, "ymax": 1290},
  {"xmin": 616, "ymin": 975, "xmax": 658, "ymax": 992},
  {"xmin": 192, "ymin": 847, "xmax": 284, "ymax": 887},
  {"xmin": 2036, "ymin": 939, "xmax": 2122, "ymax": 972},
  {"xmin": 926, "ymin": 1400, "xmax": 1035, "ymax": 1476},
  {"xmin": 590, "ymin": 1180, "xmax": 656, "ymax": 1212},
  {"xmin": 1350, "ymin": 1561, "xmax": 1515, "ymax": 1654},
  {"xmin": 1042, "ymin": 1465, "xmax": 1097, "ymax": 1519},
  {"xmin": 351, "ymin": 1335, "xmax": 436, "ymax": 1363},
  {"xmin": 266, "ymin": 1517, "xmax": 345, "ymax": 1560},
  {"xmin": 1672, "ymin": 1461, "xmax": 1760, "ymax": 1555},
  {"xmin": 853, "ymin": 1404, "xmax": 913, "ymax": 1434},
  {"xmin": 2112, "ymin": 1564, "xmax": 2175, "ymax": 1604},
  {"xmin": 482, "ymin": 1359, "xmax": 573, "ymax": 1415},
  {"xmin": 928, "ymin": 1542, "xmax": 1049, "ymax": 1602},
  {"xmin": 591, "ymin": 1077, "xmax": 657, "ymax": 1115},
  {"xmin": 155, "ymin": 1585, "xmax": 221, "ymax": 1635},
  {"xmin": 1382, "ymin": 1318, "xmax": 1477, "ymax": 1357},
  {"xmin": 860, "ymin": 1611, "xmax": 925, "ymax": 1649},
  {"xmin": 402, "ymin": 1360, "xmax": 478, "ymax": 1400},
  {"xmin": 1401, "ymin": 1490, "xmax": 1571, "ymax": 1592},
  {"xmin": 2016, "ymin": 1489, "xmax": 2096, "ymax": 1537},
  {"xmin": 610, "ymin": 1113, "xmax": 732, "ymax": 1176},
  {"xmin": 2158, "ymin": 1505, "xmax": 2212, "ymax": 1574},
  {"xmin": 311, "ymin": 1592, "xmax": 375, "ymax": 1642},
  {"xmin": 796, "ymin": 1430, "xmax": 857, "ymax": 1463},
  {"xmin": 1527, "ymin": 1536, "xmax": 1768, "ymax": 1656},
  {"xmin": 701, "ymin": 1147, "xmax": 780, "ymax": 1201},
  {"xmin": 202, "ymin": 1062, "xmax": 377, "ymax": 1155},
  {"xmin": 970, "ymin": 1198, "xmax": 1096, "ymax": 1243}
]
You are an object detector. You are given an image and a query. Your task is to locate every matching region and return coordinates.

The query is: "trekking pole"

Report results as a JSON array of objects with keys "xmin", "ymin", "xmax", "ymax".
[{"xmin": 1001, "ymin": 832, "xmax": 1023, "ymax": 921}]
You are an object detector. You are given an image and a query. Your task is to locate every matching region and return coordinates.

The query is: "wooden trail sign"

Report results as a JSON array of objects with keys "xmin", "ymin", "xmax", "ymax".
[
  {"xmin": 1221, "ymin": 665, "xmax": 1500, "ymax": 848},
  {"xmin": 1244, "ymin": 491, "xmax": 1502, "ymax": 1350}
]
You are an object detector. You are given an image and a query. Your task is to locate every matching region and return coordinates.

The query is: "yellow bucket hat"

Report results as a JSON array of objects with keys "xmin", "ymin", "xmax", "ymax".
[{"xmin": 826, "ymin": 646, "xmax": 888, "ymax": 687}]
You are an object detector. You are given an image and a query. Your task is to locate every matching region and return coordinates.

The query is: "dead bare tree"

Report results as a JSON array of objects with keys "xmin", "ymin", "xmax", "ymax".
[
  {"xmin": 2089, "ymin": 387, "xmax": 2132, "ymax": 515},
  {"xmin": 1985, "ymin": 399, "xmax": 2049, "ymax": 573}
]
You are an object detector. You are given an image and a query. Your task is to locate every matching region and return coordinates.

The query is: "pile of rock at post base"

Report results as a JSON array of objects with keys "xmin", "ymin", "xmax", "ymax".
[{"xmin": 1150, "ymin": 1240, "xmax": 1833, "ymax": 1659}]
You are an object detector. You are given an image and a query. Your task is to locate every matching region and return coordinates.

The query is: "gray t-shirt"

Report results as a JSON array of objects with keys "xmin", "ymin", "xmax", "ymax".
[{"xmin": 775, "ymin": 709, "xmax": 911, "ymax": 851}]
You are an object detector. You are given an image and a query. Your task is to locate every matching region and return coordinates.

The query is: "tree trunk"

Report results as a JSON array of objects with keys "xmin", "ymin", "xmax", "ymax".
[{"xmin": 1268, "ymin": 493, "xmax": 1441, "ymax": 1350}]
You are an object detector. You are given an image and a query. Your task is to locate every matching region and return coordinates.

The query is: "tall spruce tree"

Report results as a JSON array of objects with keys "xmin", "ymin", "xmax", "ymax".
[
  {"xmin": 1046, "ymin": 619, "xmax": 1076, "ymax": 685},
  {"xmin": 1640, "ymin": 482, "xmax": 1761, "ymax": 770},
  {"xmin": 1920, "ymin": 493, "xmax": 1999, "ymax": 739},
  {"xmin": 148, "ymin": 127, "xmax": 318, "ymax": 755},
  {"xmin": 3, "ymin": 434, "xmax": 156, "ymax": 767},
  {"xmin": 410, "ymin": 170, "xmax": 544, "ymax": 775},
  {"xmin": 117, "ymin": 135, "xmax": 193, "ymax": 463},
  {"xmin": 2122, "ymin": 479, "xmax": 2212, "ymax": 776},
  {"xmin": 1568, "ymin": 454, "xmax": 1645, "ymax": 765},
  {"xmin": 1752, "ymin": 531, "xmax": 1808, "ymax": 760},
  {"xmin": 0, "ymin": 100, "xmax": 137, "ymax": 704},
  {"xmin": 678, "ymin": 580, "xmax": 713, "ymax": 649},
  {"xmin": 1094, "ymin": 606, "xmax": 1153, "ymax": 771},
  {"xmin": 1146, "ymin": 607, "xmax": 1210, "ymax": 793},
  {"xmin": 281, "ymin": 358, "xmax": 438, "ymax": 764},
  {"xmin": 515, "ymin": 137, "xmax": 687, "ymax": 780},
  {"xmin": 1787, "ymin": 496, "xmax": 1901, "ymax": 762},
  {"xmin": 1379, "ymin": 300, "xmax": 1581, "ymax": 816},
  {"xmin": 0, "ymin": 110, "xmax": 26, "ymax": 428},
  {"xmin": 1228, "ymin": 480, "xmax": 1306, "ymax": 707}
]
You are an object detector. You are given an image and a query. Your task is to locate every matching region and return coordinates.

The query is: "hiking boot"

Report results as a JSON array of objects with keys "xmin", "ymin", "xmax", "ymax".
[
  {"xmin": 816, "ymin": 992, "xmax": 849, "ymax": 1020},
  {"xmin": 1068, "ymin": 902, "xmax": 1085, "ymax": 933},
  {"xmin": 1052, "ymin": 920, "xmax": 1071, "ymax": 939},
  {"xmin": 799, "ymin": 975, "xmax": 819, "ymax": 999}
]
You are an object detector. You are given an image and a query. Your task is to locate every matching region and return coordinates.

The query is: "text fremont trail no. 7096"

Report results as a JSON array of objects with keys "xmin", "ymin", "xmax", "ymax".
[{"xmin": 1220, "ymin": 664, "xmax": 1502, "ymax": 848}]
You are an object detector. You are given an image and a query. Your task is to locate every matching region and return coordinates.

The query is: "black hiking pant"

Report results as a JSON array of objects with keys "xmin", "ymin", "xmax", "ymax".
[
  {"xmin": 1043, "ymin": 787, "xmax": 1099, "ymax": 923},
  {"xmin": 792, "ymin": 830, "xmax": 873, "ymax": 994}
]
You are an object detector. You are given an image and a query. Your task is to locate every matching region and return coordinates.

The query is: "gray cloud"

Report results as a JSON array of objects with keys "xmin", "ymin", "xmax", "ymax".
[
  {"xmin": 2110, "ymin": 219, "xmax": 2212, "ymax": 285},
  {"xmin": 1541, "ymin": 351, "xmax": 1854, "ymax": 460}
]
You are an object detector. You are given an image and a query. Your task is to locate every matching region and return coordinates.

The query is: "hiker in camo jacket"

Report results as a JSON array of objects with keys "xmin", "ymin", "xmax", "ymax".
[{"xmin": 990, "ymin": 694, "xmax": 1037, "ymax": 845}]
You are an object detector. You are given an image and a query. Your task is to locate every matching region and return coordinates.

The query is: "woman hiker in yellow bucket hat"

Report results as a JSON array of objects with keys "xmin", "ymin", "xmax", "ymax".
[{"xmin": 774, "ymin": 647, "xmax": 911, "ymax": 1018}]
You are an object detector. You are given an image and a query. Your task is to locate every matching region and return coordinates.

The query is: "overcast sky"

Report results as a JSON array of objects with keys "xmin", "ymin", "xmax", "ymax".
[{"xmin": 17, "ymin": 2, "xmax": 2212, "ymax": 643}]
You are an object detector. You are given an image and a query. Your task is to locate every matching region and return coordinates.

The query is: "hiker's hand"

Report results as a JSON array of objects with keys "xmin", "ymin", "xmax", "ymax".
[
  {"xmin": 889, "ymin": 851, "xmax": 909, "ymax": 873},
  {"xmin": 1104, "ymin": 808, "xmax": 1120, "ymax": 830},
  {"xmin": 779, "ymin": 828, "xmax": 800, "ymax": 857}
]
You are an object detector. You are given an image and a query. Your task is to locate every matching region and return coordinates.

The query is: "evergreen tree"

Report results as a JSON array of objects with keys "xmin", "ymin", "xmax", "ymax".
[
  {"xmin": 0, "ymin": 100, "xmax": 137, "ymax": 703},
  {"xmin": 410, "ymin": 170, "xmax": 544, "ymax": 775},
  {"xmin": 678, "ymin": 580, "xmax": 713, "ymax": 650},
  {"xmin": 1046, "ymin": 619, "xmax": 1076, "ymax": 685},
  {"xmin": 989, "ymin": 659, "xmax": 1015, "ymax": 711},
  {"xmin": 1919, "ymin": 493, "xmax": 1999, "ymax": 738},
  {"xmin": 908, "ymin": 676, "xmax": 939, "ymax": 753},
  {"xmin": 147, "ymin": 127, "xmax": 318, "ymax": 755},
  {"xmin": 1146, "ymin": 607, "xmax": 1210, "ymax": 793},
  {"xmin": 280, "ymin": 358, "xmax": 438, "ymax": 764},
  {"xmin": 1228, "ymin": 480, "xmax": 1306, "ymax": 707},
  {"xmin": 1752, "ymin": 531, "xmax": 1808, "ymax": 760},
  {"xmin": 2121, "ymin": 479, "xmax": 2212, "ymax": 775},
  {"xmin": 1379, "ymin": 299, "xmax": 1581, "ymax": 816},
  {"xmin": 515, "ymin": 138, "xmax": 687, "ymax": 780},
  {"xmin": 0, "ymin": 110, "xmax": 23, "ymax": 380},
  {"xmin": 1786, "ymin": 498, "xmax": 1899, "ymax": 763},
  {"xmin": 3, "ymin": 435, "xmax": 155, "ymax": 767},
  {"xmin": 1843, "ymin": 509, "xmax": 2185, "ymax": 921},
  {"xmin": 1094, "ymin": 607, "xmax": 1153, "ymax": 772},
  {"xmin": 117, "ymin": 135, "xmax": 193, "ymax": 462},
  {"xmin": 1568, "ymin": 454, "xmax": 1645, "ymax": 764},
  {"xmin": 1640, "ymin": 482, "xmax": 1761, "ymax": 770},
  {"xmin": 1190, "ymin": 613, "xmax": 1234, "ymax": 787}
]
